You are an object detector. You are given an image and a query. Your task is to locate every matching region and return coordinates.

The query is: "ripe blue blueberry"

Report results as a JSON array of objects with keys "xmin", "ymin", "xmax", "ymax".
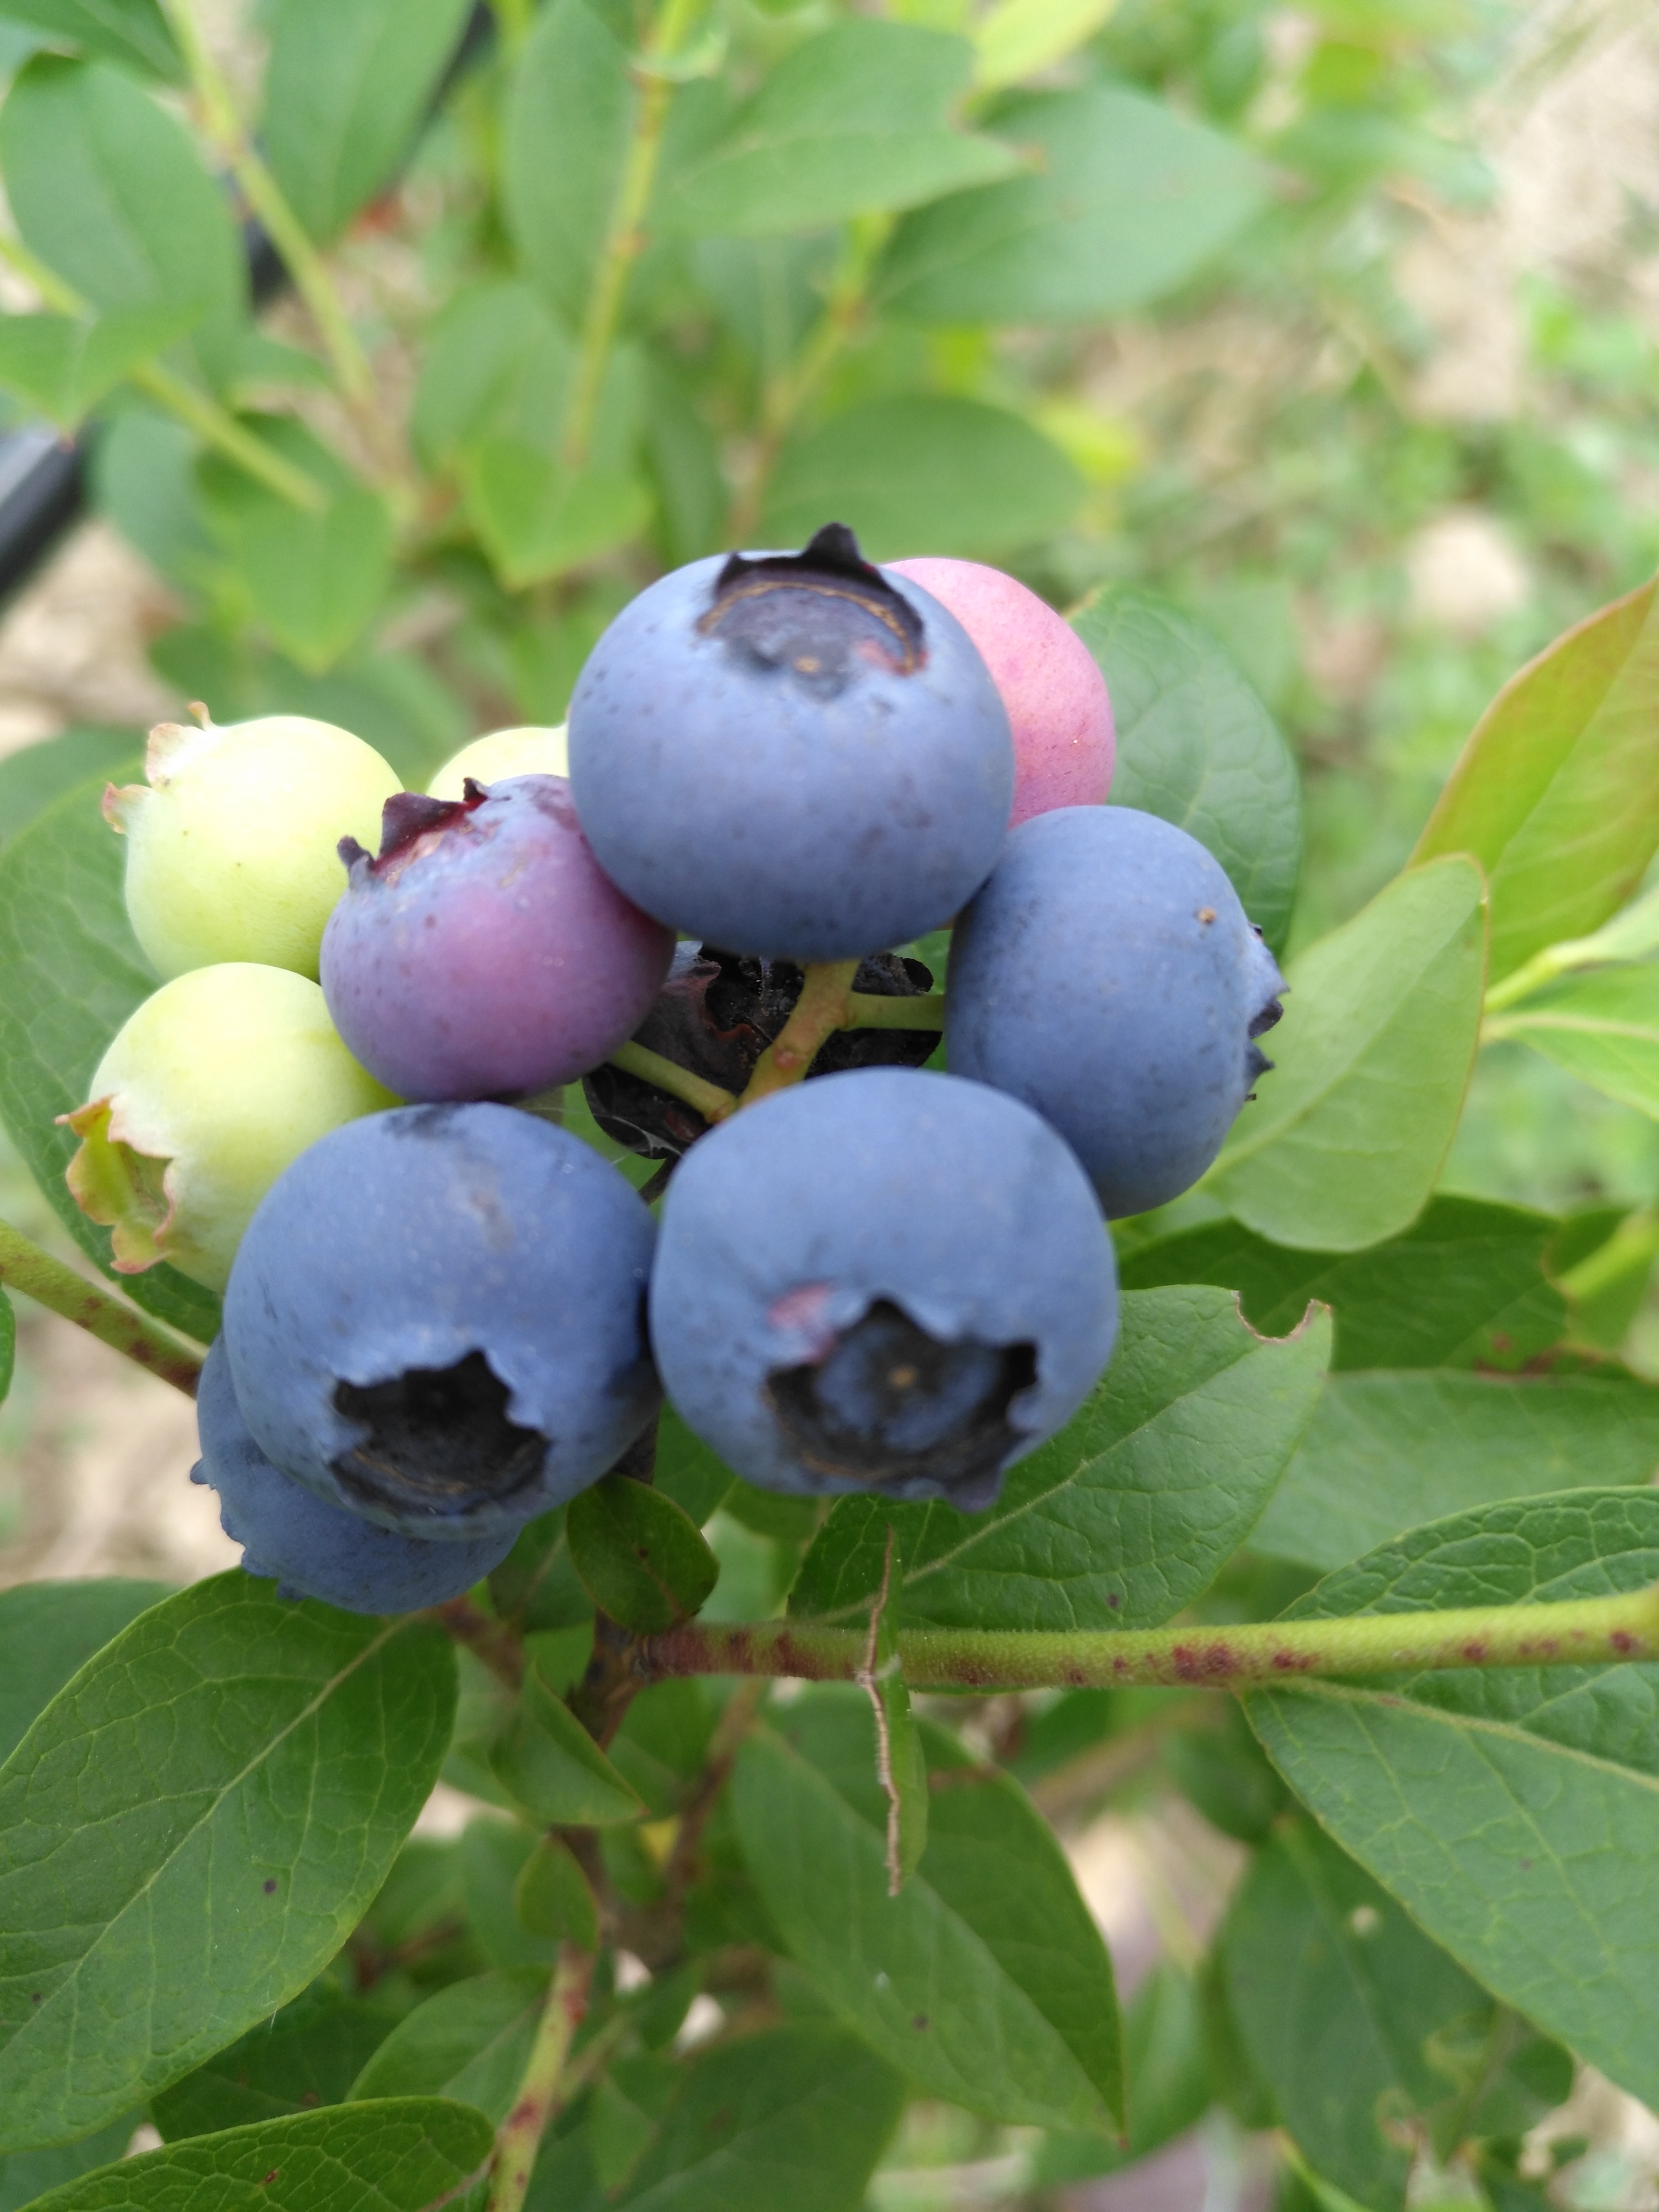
[
  {"xmin": 946, "ymin": 806, "xmax": 1286, "ymax": 1218},
  {"xmin": 567, "ymin": 525, "xmax": 1015, "ymax": 962},
  {"xmin": 223, "ymin": 1103, "xmax": 658, "ymax": 1541},
  {"xmin": 192, "ymin": 1340, "xmax": 518, "ymax": 1613},
  {"xmin": 649, "ymin": 1067, "xmax": 1117, "ymax": 1506},
  {"xmin": 321, "ymin": 776, "xmax": 673, "ymax": 1103}
]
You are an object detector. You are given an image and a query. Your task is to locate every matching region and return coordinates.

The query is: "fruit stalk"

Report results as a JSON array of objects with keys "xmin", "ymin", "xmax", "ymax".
[
  {"xmin": 486, "ymin": 1945, "xmax": 595, "ymax": 2212},
  {"xmin": 0, "ymin": 1216, "xmax": 205, "ymax": 1395},
  {"xmin": 843, "ymin": 989, "xmax": 945, "ymax": 1032},
  {"xmin": 637, "ymin": 1585, "xmax": 1659, "ymax": 1690},
  {"xmin": 737, "ymin": 959, "xmax": 861, "ymax": 1107}
]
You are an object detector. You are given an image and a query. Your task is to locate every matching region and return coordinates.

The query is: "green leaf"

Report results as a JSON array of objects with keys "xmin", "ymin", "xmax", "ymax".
[
  {"xmin": 350, "ymin": 1970, "xmax": 545, "ymax": 2125},
  {"xmin": 1072, "ymin": 585, "xmax": 1301, "ymax": 953},
  {"xmin": 199, "ymin": 425, "xmax": 392, "ymax": 673},
  {"xmin": 732, "ymin": 1692, "xmax": 1122, "ymax": 2130},
  {"xmin": 461, "ymin": 436, "xmax": 650, "ymax": 591},
  {"xmin": 0, "ymin": 729, "xmax": 139, "ymax": 845},
  {"xmin": 0, "ymin": 1, "xmax": 178, "ymax": 80},
  {"xmin": 1220, "ymin": 1819, "xmax": 1502, "ymax": 2210},
  {"xmin": 762, "ymin": 396, "xmax": 1082, "ymax": 562},
  {"xmin": 1030, "ymin": 1960, "xmax": 1211, "ymax": 2186},
  {"xmin": 589, "ymin": 2054, "xmax": 678, "ymax": 2194},
  {"xmin": 528, "ymin": 2020, "xmax": 906, "ymax": 2212},
  {"xmin": 0, "ymin": 55, "xmax": 245, "ymax": 392},
  {"xmin": 1254, "ymin": 1368, "xmax": 1659, "ymax": 1574},
  {"xmin": 150, "ymin": 1979, "xmax": 402, "ymax": 2138},
  {"xmin": 18, "ymin": 2099, "xmax": 492, "ymax": 2210},
  {"xmin": 1206, "ymin": 857, "xmax": 1488, "ymax": 1252},
  {"xmin": 489, "ymin": 1660, "xmax": 645, "ymax": 1826},
  {"xmin": 657, "ymin": 22, "xmax": 1018, "ymax": 238},
  {"xmin": 0, "ymin": 1574, "xmax": 456, "ymax": 2147},
  {"xmin": 0, "ymin": 1577, "xmax": 169, "ymax": 1766},
  {"xmin": 790, "ymin": 1286, "xmax": 1330, "ymax": 1631},
  {"xmin": 1414, "ymin": 578, "xmax": 1659, "ymax": 984},
  {"xmin": 653, "ymin": 1405, "xmax": 734, "ymax": 1529},
  {"xmin": 1118, "ymin": 1197, "xmax": 1568, "ymax": 1373},
  {"xmin": 566, "ymin": 1474, "xmax": 719, "ymax": 1633},
  {"xmin": 261, "ymin": 0, "xmax": 473, "ymax": 244},
  {"xmin": 0, "ymin": 1288, "xmax": 10, "ymax": 1410},
  {"xmin": 0, "ymin": 2110, "xmax": 141, "ymax": 2212},
  {"xmin": 0, "ymin": 774, "xmax": 221, "ymax": 1341},
  {"xmin": 501, "ymin": 0, "xmax": 634, "ymax": 329},
  {"xmin": 878, "ymin": 83, "xmax": 1270, "ymax": 325},
  {"xmin": 514, "ymin": 1836, "xmax": 600, "ymax": 1947},
  {"xmin": 608, "ymin": 1679, "xmax": 717, "ymax": 1819},
  {"xmin": 487, "ymin": 1507, "xmax": 595, "ymax": 1635},
  {"xmin": 1488, "ymin": 965, "xmax": 1659, "ymax": 1118},
  {"xmin": 0, "ymin": 303, "xmax": 192, "ymax": 429},
  {"xmin": 972, "ymin": 0, "xmax": 1119, "ymax": 90},
  {"xmin": 1246, "ymin": 1488, "xmax": 1659, "ymax": 2111}
]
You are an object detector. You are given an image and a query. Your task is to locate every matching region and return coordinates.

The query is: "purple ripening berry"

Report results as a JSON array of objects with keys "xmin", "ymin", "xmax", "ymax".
[{"xmin": 320, "ymin": 775, "xmax": 674, "ymax": 1103}]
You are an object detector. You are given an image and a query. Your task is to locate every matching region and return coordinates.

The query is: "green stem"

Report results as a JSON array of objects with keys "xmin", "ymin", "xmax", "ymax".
[
  {"xmin": 844, "ymin": 990, "xmax": 945, "ymax": 1032},
  {"xmin": 639, "ymin": 1587, "xmax": 1659, "ymax": 1691},
  {"xmin": 0, "ymin": 231, "xmax": 325, "ymax": 509},
  {"xmin": 487, "ymin": 1947, "xmax": 595, "ymax": 2212},
  {"xmin": 730, "ymin": 213, "xmax": 892, "ymax": 543},
  {"xmin": 606, "ymin": 1041, "xmax": 737, "ymax": 1126},
  {"xmin": 563, "ymin": 0, "xmax": 704, "ymax": 469},
  {"xmin": 0, "ymin": 1217, "xmax": 205, "ymax": 1396},
  {"xmin": 491, "ymin": 0, "xmax": 535, "ymax": 51},
  {"xmin": 160, "ymin": 0, "xmax": 376, "ymax": 407},
  {"xmin": 737, "ymin": 960, "xmax": 860, "ymax": 1108},
  {"xmin": 132, "ymin": 362, "xmax": 327, "ymax": 509}
]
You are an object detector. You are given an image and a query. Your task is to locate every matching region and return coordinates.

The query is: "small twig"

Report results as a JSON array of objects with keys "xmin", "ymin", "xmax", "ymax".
[
  {"xmin": 736, "ymin": 961, "xmax": 860, "ymax": 1109},
  {"xmin": 159, "ymin": 0, "xmax": 377, "ymax": 410},
  {"xmin": 664, "ymin": 1675, "xmax": 768, "ymax": 1903},
  {"xmin": 0, "ymin": 231, "xmax": 326, "ymax": 510},
  {"xmin": 636, "ymin": 1587, "xmax": 1659, "ymax": 1690},
  {"xmin": 729, "ymin": 214, "xmax": 892, "ymax": 545},
  {"xmin": 487, "ymin": 1946, "xmax": 595, "ymax": 2212},
  {"xmin": 563, "ymin": 0, "xmax": 706, "ymax": 468},
  {"xmin": 854, "ymin": 1527, "xmax": 905, "ymax": 1896},
  {"xmin": 0, "ymin": 1217, "xmax": 205, "ymax": 1395}
]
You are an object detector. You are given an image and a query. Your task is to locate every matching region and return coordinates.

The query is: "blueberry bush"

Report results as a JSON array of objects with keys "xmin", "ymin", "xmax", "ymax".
[{"xmin": 0, "ymin": 4, "xmax": 1658, "ymax": 2211}]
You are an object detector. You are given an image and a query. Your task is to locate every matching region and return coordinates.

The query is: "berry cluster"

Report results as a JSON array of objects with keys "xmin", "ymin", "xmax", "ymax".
[{"xmin": 68, "ymin": 526, "xmax": 1283, "ymax": 1615}]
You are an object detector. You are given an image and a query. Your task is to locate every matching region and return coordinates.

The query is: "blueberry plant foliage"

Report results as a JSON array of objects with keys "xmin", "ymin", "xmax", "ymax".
[{"xmin": 0, "ymin": 5, "xmax": 1656, "ymax": 2212}]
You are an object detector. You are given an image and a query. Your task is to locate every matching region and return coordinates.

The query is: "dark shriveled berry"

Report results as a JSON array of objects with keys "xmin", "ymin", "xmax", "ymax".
[{"xmin": 582, "ymin": 944, "xmax": 938, "ymax": 1169}]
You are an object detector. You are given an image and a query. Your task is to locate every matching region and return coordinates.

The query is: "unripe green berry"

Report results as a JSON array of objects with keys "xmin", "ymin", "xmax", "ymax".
[
  {"xmin": 62, "ymin": 963, "xmax": 396, "ymax": 1291},
  {"xmin": 104, "ymin": 709, "xmax": 401, "ymax": 979},
  {"xmin": 427, "ymin": 724, "xmax": 567, "ymax": 799}
]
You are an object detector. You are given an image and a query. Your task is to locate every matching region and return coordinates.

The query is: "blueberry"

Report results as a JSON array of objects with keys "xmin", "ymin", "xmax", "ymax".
[
  {"xmin": 104, "ymin": 710, "xmax": 400, "ymax": 980},
  {"xmin": 427, "ymin": 724, "xmax": 567, "ymax": 799},
  {"xmin": 946, "ymin": 806, "xmax": 1286, "ymax": 1218},
  {"xmin": 890, "ymin": 558, "xmax": 1114, "ymax": 826},
  {"xmin": 320, "ymin": 775, "xmax": 674, "ymax": 1102},
  {"xmin": 567, "ymin": 525, "xmax": 1014, "ymax": 961},
  {"xmin": 192, "ymin": 1340, "xmax": 519, "ymax": 1613},
  {"xmin": 223, "ymin": 1103, "xmax": 658, "ymax": 1540},
  {"xmin": 60, "ymin": 962, "xmax": 393, "ymax": 1292},
  {"xmin": 649, "ymin": 1068, "xmax": 1117, "ymax": 1506}
]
